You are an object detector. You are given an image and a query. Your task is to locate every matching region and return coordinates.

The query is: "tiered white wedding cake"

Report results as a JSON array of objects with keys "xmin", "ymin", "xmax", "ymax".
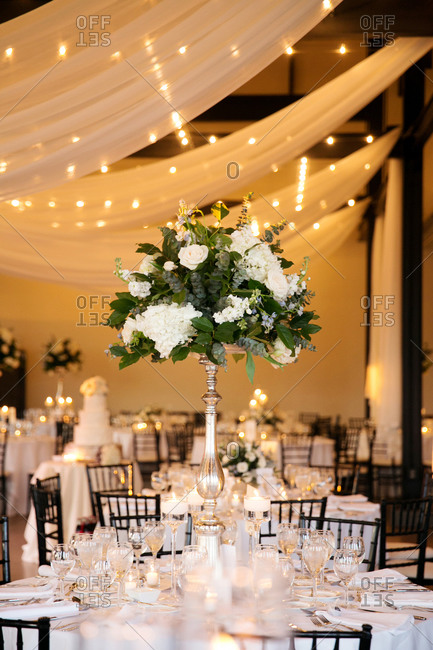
[{"xmin": 74, "ymin": 376, "xmax": 113, "ymax": 447}]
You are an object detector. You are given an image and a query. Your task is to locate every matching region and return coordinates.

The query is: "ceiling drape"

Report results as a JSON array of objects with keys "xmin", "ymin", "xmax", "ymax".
[{"xmin": 0, "ymin": 0, "xmax": 340, "ymax": 200}]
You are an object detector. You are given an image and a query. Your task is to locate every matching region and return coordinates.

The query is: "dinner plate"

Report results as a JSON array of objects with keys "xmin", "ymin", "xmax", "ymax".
[{"xmin": 294, "ymin": 587, "xmax": 340, "ymax": 601}]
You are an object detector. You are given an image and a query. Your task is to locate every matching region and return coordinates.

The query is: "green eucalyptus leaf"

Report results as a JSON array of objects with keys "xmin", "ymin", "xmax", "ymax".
[
  {"xmin": 192, "ymin": 316, "xmax": 214, "ymax": 333},
  {"xmin": 246, "ymin": 351, "xmax": 255, "ymax": 384},
  {"xmin": 119, "ymin": 351, "xmax": 141, "ymax": 369},
  {"xmin": 275, "ymin": 323, "xmax": 294, "ymax": 350}
]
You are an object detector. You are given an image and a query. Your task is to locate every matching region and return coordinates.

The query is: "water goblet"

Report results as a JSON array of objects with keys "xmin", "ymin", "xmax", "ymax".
[
  {"xmin": 143, "ymin": 521, "xmax": 166, "ymax": 561},
  {"xmin": 334, "ymin": 549, "xmax": 359, "ymax": 607},
  {"xmin": 93, "ymin": 526, "xmax": 117, "ymax": 560},
  {"xmin": 302, "ymin": 537, "xmax": 329, "ymax": 602},
  {"xmin": 279, "ymin": 556, "xmax": 295, "ymax": 600},
  {"xmin": 311, "ymin": 529, "xmax": 335, "ymax": 584},
  {"xmin": 343, "ymin": 536, "xmax": 365, "ymax": 565},
  {"xmin": 295, "ymin": 527, "xmax": 312, "ymax": 581},
  {"xmin": 161, "ymin": 495, "xmax": 188, "ymax": 602},
  {"xmin": 295, "ymin": 472, "xmax": 311, "ymax": 498},
  {"xmin": 107, "ymin": 542, "xmax": 134, "ymax": 601},
  {"xmin": 221, "ymin": 521, "xmax": 237, "ymax": 546},
  {"xmin": 128, "ymin": 526, "xmax": 147, "ymax": 581},
  {"xmin": 50, "ymin": 544, "xmax": 75, "ymax": 598},
  {"xmin": 277, "ymin": 523, "xmax": 299, "ymax": 557},
  {"xmin": 69, "ymin": 532, "xmax": 91, "ymax": 566},
  {"xmin": 151, "ymin": 471, "xmax": 169, "ymax": 494},
  {"xmin": 76, "ymin": 539, "xmax": 103, "ymax": 573}
]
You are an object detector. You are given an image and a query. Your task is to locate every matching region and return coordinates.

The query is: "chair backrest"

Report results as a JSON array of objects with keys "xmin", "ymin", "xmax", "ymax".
[
  {"xmin": 227, "ymin": 625, "xmax": 372, "ymax": 650},
  {"xmin": 372, "ymin": 465, "xmax": 403, "ymax": 501},
  {"xmin": 133, "ymin": 426, "xmax": 160, "ymax": 464},
  {"xmin": 30, "ymin": 476, "xmax": 63, "ymax": 565},
  {"xmin": 260, "ymin": 497, "xmax": 327, "ymax": 543},
  {"xmin": 336, "ymin": 427, "xmax": 361, "ymax": 464},
  {"xmin": 299, "ymin": 412, "xmax": 319, "ymax": 426},
  {"xmin": 95, "ymin": 491, "xmax": 160, "ymax": 527},
  {"xmin": 166, "ymin": 425, "xmax": 193, "ymax": 464},
  {"xmin": 313, "ymin": 416, "xmax": 332, "ymax": 437},
  {"xmin": 0, "ymin": 431, "xmax": 6, "ymax": 476},
  {"xmin": 55, "ymin": 420, "xmax": 74, "ymax": 455},
  {"xmin": 379, "ymin": 496, "xmax": 433, "ymax": 584},
  {"xmin": 300, "ymin": 514, "xmax": 380, "ymax": 571},
  {"xmin": 421, "ymin": 467, "xmax": 433, "ymax": 497},
  {"xmin": 280, "ymin": 434, "xmax": 313, "ymax": 469},
  {"xmin": 86, "ymin": 463, "xmax": 134, "ymax": 517},
  {"xmin": 0, "ymin": 617, "xmax": 50, "ymax": 650},
  {"xmin": 0, "ymin": 517, "xmax": 10, "ymax": 584},
  {"xmin": 108, "ymin": 511, "xmax": 191, "ymax": 553},
  {"xmin": 349, "ymin": 417, "xmax": 366, "ymax": 430},
  {"xmin": 334, "ymin": 463, "xmax": 360, "ymax": 495}
]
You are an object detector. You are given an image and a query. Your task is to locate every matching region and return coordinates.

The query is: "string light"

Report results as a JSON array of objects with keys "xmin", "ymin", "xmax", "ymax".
[
  {"xmin": 289, "ymin": 222, "xmax": 296, "ymax": 230},
  {"xmin": 24, "ymin": 201, "xmax": 32, "ymax": 207},
  {"xmin": 248, "ymin": 137, "xmax": 256, "ymax": 145},
  {"xmin": 330, "ymin": 164, "xmax": 336, "ymax": 171},
  {"xmin": 149, "ymin": 133, "xmax": 157, "ymax": 143},
  {"xmin": 286, "ymin": 46, "xmax": 294, "ymax": 55},
  {"xmin": 295, "ymin": 205, "xmax": 302, "ymax": 211},
  {"xmin": 76, "ymin": 200, "xmax": 85, "ymax": 207},
  {"xmin": 48, "ymin": 201, "xmax": 56, "ymax": 207},
  {"xmin": 348, "ymin": 199, "xmax": 355, "ymax": 206},
  {"xmin": 366, "ymin": 135, "xmax": 374, "ymax": 143},
  {"xmin": 326, "ymin": 136, "xmax": 334, "ymax": 145},
  {"xmin": 67, "ymin": 164, "xmax": 75, "ymax": 174},
  {"xmin": 169, "ymin": 166, "xmax": 177, "ymax": 173},
  {"xmin": 111, "ymin": 51, "xmax": 121, "ymax": 59},
  {"xmin": 272, "ymin": 200, "xmax": 279, "ymax": 207},
  {"xmin": 323, "ymin": 0, "xmax": 332, "ymax": 8},
  {"xmin": 179, "ymin": 46, "xmax": 187, "ymax": 54},
  {"xmin": 0, "ymin": 162, "xmax": 7, "ymax": 173},
  {"xmin": 296, "ymin": 194, "xmax": 303, "ymax": 203},
  {"xmin": 264, "ymin": 222, "xmax": 270, "ymax": 228},
  {"xmin": 364, "ymin": 163, "xmax": 371, "ymax": 170},
  {"xmin": 72, "ymin": 136, "xmax": 80, "ymax": 143},
  {"xmin": 104, "ymin": 200, "xmax": 112, "ymax": 208},
  {"xmin": 313, "ymin": 222, "xmax": 320, "ymax": 230},
  {"xmin": 132, "ymin": 200, "xmax": 140, "ymax": 209},
  {"xmin": 167, "ymin": 221, "xmax": 173, "ymax": 227},
  {"xmin": 231, "ymin": 49, "xmax": 239, "ymax": 57},
  {"xmin": 11, "ymin": 200, "xmax": 19, "ymax": 207},
  {"xmin": 295, "ymin": 157, "xmax": 308, "ymax": 211},
  {"xmin": 160, "ymin": 83, "xmax": 168, "ymax": 91},
  {"xmin": 209, "ymin": 135, "xmax": 217, "ymax": 144},
  {"xmin": 96, "ymin": 220, "xmax": 106, "ymax": 228},
  {"xmin": 5, "ymin": 47, "xmax": 13, "ymax": 57},
  {"xmin": 339, "ymin": 44, "xmax": 346, "ymax": 54},
  {"xmin": 58, "ymin": 45, "xmax": 67, "ymax": 56},
  {"xmin": 181, "ymin": 137, "xmax": 188, "ymax": 145},
  {"xmin": 100, "ymin": 165, "xmax": 108, "ymax": 173},
  {"xmin": 178, "ymin": 130, "xmax": 185, "ymax": 138}
]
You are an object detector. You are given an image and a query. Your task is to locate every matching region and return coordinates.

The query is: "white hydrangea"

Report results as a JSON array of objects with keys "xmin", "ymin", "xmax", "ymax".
[
  {"xmin": 213, "ymin": 295, "xmax": 251, "ymax": 324},
  {"xmin": 128, "ymin": 280, "xmax": 152, "ymax": 299},
  {"xmin": 121, "ymin": 317, "xmax": 138, "ymax": 345},
  {"xmin": 136, "ymin": 303, "xmax": 202, "ymax": 358},
  {"xmin": 271, "ymin": 338, "xmax": 301, "ymax": 365},
  {"xmin": 163, "ymin": 261, "xmax": 176, "ymax": 271},
  {"xmin": 236, "ymin": 461, "xmax": 248, "ymax": 474},
  {"xmin": 239, "ymin": 241, "xmax": 282, "ymax": 285},
  {"xmin": 230, "ymin": 225, "xmax": 259, "ymax": 255},
  {"xmin": 257, "ymin": 455, "xmax": 267, "ymax": 468},
  {"xmin": 139, "ymin": 256, "xmax": 156, "ymax": 275}
]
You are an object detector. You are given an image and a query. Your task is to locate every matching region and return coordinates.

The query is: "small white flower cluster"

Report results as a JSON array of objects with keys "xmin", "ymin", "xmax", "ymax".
[
  {"xmin": 80, "ymin": 376, "xmax": 108, "ymax": 396},
  {"xmin": 220, "ymin": 440, "xmax": 268, "ymax": 483},
  {"xmin": 122, "ymin": 303, "xmax": 202, "ymax": 358},
  {"xmin": 128, "ymin": 280, "xmax": 152, "ymax": 299},
  {"xmin": 230, "ymin": 226, "xmax": 295, "ymax": 301},
  {"xmin": 271, "ymin": 338, "xmax": 302, "ymax": 365},
  {"xmin": 213, "ymin": 295, "xmax": 252, "ymax": 324}
]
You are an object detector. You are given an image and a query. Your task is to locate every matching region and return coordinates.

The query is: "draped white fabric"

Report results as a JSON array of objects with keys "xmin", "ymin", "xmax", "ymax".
[
  {"xmin": 3, "ymin": 37, "xmax": 430, "ymax": 212},
  {"xmin": 365, "ymin": 159, "xmax": 402, "ymax": 462},
  {"xmin": 0, "ymin": 131, "xmax": 394, "ymax": 288},
  {"xmin": 0, "ymin": 0, "xmax": 339, "ymax": 200}
]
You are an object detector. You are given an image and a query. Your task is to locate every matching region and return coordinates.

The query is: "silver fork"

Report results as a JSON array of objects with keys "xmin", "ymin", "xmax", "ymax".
[{"xmin": 311, "ymin": 614, "xmax": 360, "ymax": 632}]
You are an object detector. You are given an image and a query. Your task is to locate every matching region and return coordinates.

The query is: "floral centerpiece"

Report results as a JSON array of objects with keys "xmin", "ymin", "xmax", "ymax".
[
  {"xmin": 0, "ymin": 327, "xmax": 22, "ymax": 376},
  {"xmin": 43, "ymin": 338, "xmax": 82, "ymax": 375},
  {"xmin": 80, "ymin": 376, "xmax": 108, "ymax": 396},
  {"xmin": 107, "ymin": 196, "xmax": 320, "ymax": 381},
  {"xmin": 136, "ymin": 405, "xmax": 164, "ymax": 424},
  {"xmin": 219, "ymin": 439, "xmax": 271, "ymax": 486}
]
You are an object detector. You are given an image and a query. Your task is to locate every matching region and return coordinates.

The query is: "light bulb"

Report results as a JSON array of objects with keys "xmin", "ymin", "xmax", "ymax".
[
  {"xmin": 286, "ymin": 46, "xmax": 293, "ymax": 55},
  {"xmin": 295, "ymin": 205, "xmax": 302, "ymax": 212},
  {"xmin": 24, "ymin": 201, "xmax": 32, "ymax": 207},
  {"xmin": 96, "ymin": 220, "xmax": 106, "ymax": 227},
  {"xmin": 348, "ymin": 199, "xmax": 355, "ymax": 206},
  {"xmin": 313, "ymin": 223, "xmax": 320, "ymax": 230},
  {"xmin": 339, "ymin": 44, "xmax": 346, "ymax": 54},
  {"xmin": 179, "ymin": 46, "xmax": 186, "ymax": 54},
  {"xmin": 330, "ymin": 164, "xmax": 336, "ymax": 171},
  {"xmin": 248, "ymin": 137, "xmax": 256, "ymax": 145},
  {"xmin": 48, "ymin": 201, "xmax": 56, "ymax": 207},
  {"xmin": 209, "ymin": 135, "xmax": 217, "ymax": 144},
  {"xmin": 364, "ymin": 163, "xmax": 371, "ymax": 170},
  {"xmin": 5, "ymin": 48, "xmax": 13, "ymax": 57},
  {"xmin": 254, "ymin": 389, "xmax": 262, "ymax": 396},
  {"xmin": 58, "ymin": 45, "xmax": 67, "ymax": 56},
  {"xmin": 323, "ymin": 0, "xmax": 332, "ymax": 8},
  {"xmin": 104, "ymin": 200, "xmax": 112, "ymax": 208},
  {"xmin": 301, "ymin": 157, "xmax": 308, "ymax": 163},
  {"xmin": 149, "ymin": 133, "xmax": 157, "ymax": 143},
  {"xmin": 11, "ymin": 200, "xmax": 19, "ymax": 207},
  {"xmin": 272, "ymin": 200, "xmax": 279, "ymax": 207},
  {"xmin": 181, "ymin": 137, "xmax": 188, "ymax": 145},
  {"xmin": 100, "ymin": 165, "xmax": 108, "ymax": 173},
  {"xmin": 132, "ymin": 200, "xmax": 140, "ymax": 209},
  {"xmin": 160, "ymin": 83, "xmax": 168, "ymax": 91},
  {"xmin": 72, "ymin": 136, "xmax": 80, "ymax": 143},
  {"xmin": 178, "ymin": 130, "xmax": 185, "ymax": 138},
  {"xmin": 366, "ymin": 135, "xmax": 374, "ymax": 143},
  {"xmin": 326, "ymin": 136, "xmax": 334, "ymax": 145},
  {"xmin": 169, "ymin": 166, "xmax": 177, "ymax": 174},
  {"xmin": 76, "ymin": 200, "xmax": 84, "ymax": 207}
]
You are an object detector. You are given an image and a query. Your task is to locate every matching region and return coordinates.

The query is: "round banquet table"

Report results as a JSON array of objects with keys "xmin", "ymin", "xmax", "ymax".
[
  {"xmin": 22, "ymin": 458, "xmax": 143, "ymax": 564},
  {"xmin": 5, "ymin": 435, "xmax": 55, "ymax": 517}
]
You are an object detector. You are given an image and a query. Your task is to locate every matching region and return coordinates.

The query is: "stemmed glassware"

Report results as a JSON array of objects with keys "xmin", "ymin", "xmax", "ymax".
[
  {"xmin": 311, "ymin": 529, "xmax": 335, "ymax": 584},
  {"xmin": 343, "ymin": 536, "xmax": 365, "ymax": 565},
  {"xmin": 69, "ymin": 532, "xmax": 91, "ymax": 567},
  {"xmin": 107, "ymin": 542, "xmax": 134, "ymax": 601},
  {"xmin": 295, "ymin": 527, "xmax": 312, "ymax": 581},
  {"xmin": 243, "ymin": 496, "xmax": 271, "ymax": 558},
  {"xmin": 93, "ymin": 527, "xmax": 117, "ymax": 560},
  {"xmin": 151, "ymin": 471, "xmax": 169, "ymax": 494},
  {"xmin": 334, "ymin": 549, "xmax": 359, "ymax": 607},
  {"xmin": 221, "ymin": 521, "xmax": 237, "ymax": 546},
  {"xmin": 295, "ymin": 471, "xmax": 311, "ymax": 498},
  {"xmin": 51, "ymin": 544, "xmax": 75, "ymax": 598},
  {"xmin": 279, "ymin": 556, "xmax": 295, "ymax": 600},
  {"xmin": 161, "ymin": 495, "xmax": 188, "ymax": 602},
  {"xmin": 277, "ymin": 523, "xmax": 299, "ymax": 557},
  {"xmin": 302, "ymin": 537, "xmax": 329, "ymax": 602},
  {"xmin": 128, "ymin": 526, "xmax": 148, "ymax": 581},
  {"xmin": 75, "ymin": 539, "xmax": 103, "ymax": 573}
]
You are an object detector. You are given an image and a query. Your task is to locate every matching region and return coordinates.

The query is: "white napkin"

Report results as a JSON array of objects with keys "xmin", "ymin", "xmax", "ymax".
[
  {"xmin": 316, "ymin": 608, "xmax": 410, "ymax": 633},
  {"xmin": 353, "ymin": 568, "xmax": 408, "ymax": 588},
  {"xmin": 0, "ymin": 600, "xmax": 79, "ymax": 620},
  {"xmin": 363, "ymin": 591, "xmax": 433, "ymax": 608},
  {"xmin": 337, "ymin": 502, "xmax": 378, "ymax": 513},
  {"xmin": 38, "ymin": 565, "xmax": 80, "ymax": 582},
  {"xmin": 328, "ymin": 495, "xmax": 369, "ymax": 504},
  {"xmin": 0, "ymin": 579, "xmax": 55, "ymax": 600}
]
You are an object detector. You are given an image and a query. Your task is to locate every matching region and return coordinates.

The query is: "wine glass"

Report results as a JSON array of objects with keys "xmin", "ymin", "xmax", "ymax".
[
  {"xmin": 221, "ymin": 522, "xmax": 237, "ymax": 546},
  {"xmin": 279, "ymin": 556, "xmax": 295, "ymax": 600},
  {"xmin": 295, "ymin": 528, "xmax": 312, "ymax": 581},
  {"xmin": 302, "ymin": 537, "xmax": 329, "ymax": 602},
  {"xmin": 143, "ymin": 521, "xmax": 166, "ymax": 561},
  {"xmin": 295, "ymin": 471, "xmax": 311, "ymax": 498},
  {"xmin": 277, "ymin": 523, "xmax": 299, "ymax": 557},
  {"xmin": 93, "ymin": 526, "xmax": 117, "ymax": 559},
  {"xmin": 161, "ymin": 495, "xmax": 188, "ymax": 602},
  {"xmin": 181, "ymin": 545, "xmax": 208, "ymax": 574},
  {"xmin": 128, "ymin": 526, "xmax": 147, "ymax": 581},
  {"xmin": 69, "ymin": 532, "xmax": 91, "ymax": 566},
  {"xmin": 311, "ymin": 529, "xmax": 335, "ymax": 584},
  {"xmin": 334, "ymin": 549, "xmax": 359, "ymax": 607},
  {"xmin": 151, "ymin": 471, "xmax": 169, "ymax": 494},
  {"xmin": 107, "ymin": 542, "xmax": 134, "ymax": 601},
  {"xmin": 51, "ymin": 544, "xmax": 75, "ymax": 598},
  {"xmin": 243, "ymin": 496, "xmax": 271, "ymax": 558},
  {"xmin": 76, "ymin": 539, "xmax": 103, "ymax": 573},
  {"xmin": 343, "ymin": 536, "xmax": 365, "ymax": 565}
]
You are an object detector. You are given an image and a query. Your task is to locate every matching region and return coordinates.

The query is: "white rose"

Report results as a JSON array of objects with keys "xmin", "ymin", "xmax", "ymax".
[
  {"xmin": 236, "ymin": 461, "xmax": 248, "ymax": 474},
  {"xmin": 139, "ymin": 256, "xmax": 155, "ymax": 275},
  {"xmin": 163, "ymin": 261, "xmax": 176, "ymax": 271},
  {"xmin": 121, "ymin": 317, "xmax": 137, "ymax": 345},
  {"xmin": 271, "ymin": 338, "xmax": 301, "ymax": 365},
  {"xmin": 128, "ymin": 280, "xmax": 151, "ymax": 299},
  {"xmin": 258, "ymin": 456, "xmax": 267, "ymax": 468},
  {"xmin": 178, "ymin": 244, "xmax": 208, "ymax": 270},
  {"xmin": 266, "ymin": 269, "xmax": 290, "ymax": 300},
  {"xmin": 245, "ymin": 451, "xmax": 256, "ymax": 462}
]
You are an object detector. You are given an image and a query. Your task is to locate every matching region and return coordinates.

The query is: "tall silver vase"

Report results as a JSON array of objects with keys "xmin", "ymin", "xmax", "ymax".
[{"xmin": 195, "ymin": 355, "xmax": 225, "ymax": 565}]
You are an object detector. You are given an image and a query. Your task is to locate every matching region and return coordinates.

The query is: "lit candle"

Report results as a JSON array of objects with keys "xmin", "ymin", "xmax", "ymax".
[
  {"xmin": 244, "ymin": 496, "xmax": 270, "ymax": 515},
  {"xmin": 145, "ymin": 570, "xmax": 159, "ymax": 587},
  {"xmin": 187, "ymin": 490, "xmax": 204, "ymax": 506},
  {"xmin": 8, "ymin": 407, "xmax": 16, "ymax": 426},
  {"xmin": 0, "ymin": 406, "xmax": 7, "ymax": 423},
  {"xmin": 161, "ymin": 498, "xmax": 188, "ymax": 516},
  {"xmin": 45, "ymin": 396, "xmax": 53, "ymax": 408}
]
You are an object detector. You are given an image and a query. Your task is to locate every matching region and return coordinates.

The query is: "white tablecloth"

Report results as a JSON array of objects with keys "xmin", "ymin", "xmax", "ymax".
[
  {"xmin": 112, "ymin": 428, "xmax": 168, "ymax": 461},
  {"xmin": 22, "ymin": 459, "xmax": 143, "ymax": 563},
  {"xmin": 6, "ymin": 435, "xmax": 55, "ymax": 516}
]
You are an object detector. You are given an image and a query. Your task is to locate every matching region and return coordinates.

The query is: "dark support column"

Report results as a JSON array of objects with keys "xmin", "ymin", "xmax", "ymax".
[{"xmin": 401, "ymin": 62, "xmax": 425, "ymax": 498}]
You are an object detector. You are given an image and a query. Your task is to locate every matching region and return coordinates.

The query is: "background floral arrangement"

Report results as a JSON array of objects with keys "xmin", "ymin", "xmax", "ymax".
[
  {"xmin": 137, "ymin": 405, "xmax": 164, "ymax": 423},
  {"xmin": 219, "ymin": 439, "xmax": 271, "ymax": 485},
  {"xmin": 0, "ymin": 327, "xmax": 22, "ymax": 376},
  {"xmin": 43, "ymin": 338, "xmax": 82, "ymax": 374},
  {"xmin": 107, "ymin": 196, "xmax": 320, "ymax": 381},
  {"xmin": 80, "ymin": 376, "xmax": 108, "ymax": 396}
]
